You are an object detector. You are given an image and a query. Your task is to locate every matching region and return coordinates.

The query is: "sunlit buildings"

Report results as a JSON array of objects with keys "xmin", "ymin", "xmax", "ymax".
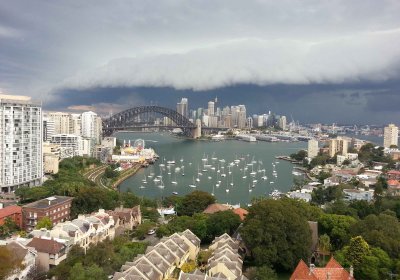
[
  {"xmin": 384, "ymin": 123, "xmax": 398, "ymax": 148},
  {"xmin": 328, "ymin": 137, "xmax": 349, "ymax": 157},
  {"xmin": 0, "ymin": 94, "xmax": 43, "ymax": 192},
  {"xmin": 177, "ymin": 98, "xmax": 189, "ymax": 118},
  {"xmin": 307, "ymin": 139, "xmax": 319, "ymax": 159}
]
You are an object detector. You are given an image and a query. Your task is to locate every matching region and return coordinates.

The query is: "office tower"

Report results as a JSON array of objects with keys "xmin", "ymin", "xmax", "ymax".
[
  {"xmin": 279, "ymin": 116, "xmax": 287, "ymax": 130},
  {"xmin": 176, "ymin": 98, "xmax": 189, "ymax": 118},
  {"xmin": 257, "ymin": 115, "xmax": 264, "ymax": 127},
  {"xmin": 0, "ymin": 94, "xmax": 43, "ymax": 192},
  {"xmin": 208, "ymin": 101, "xmax": 215, "ymax": 116},
  {"xmin": 328, "ymin": 137, "xmax": 349, "ymax": 157},
  {"xmin": 43, "ymin": 115, "xmax": 55, "ymax": 141},
  {"xmin": 81, "ymin": 111, "xmax": 101, "ymax": 144},
  {"xmin": 246, "ymin": 117, "xmax": 253, "ymax": 129},
  {"xmin": 384, "ymin": 124, "xmax": 399, "ymax": 148},
  {"xmin": 197, "ymin": 108, "xmax": 203, "ymax": 120},
  {"xmin": 308, "ymin": 139, "xmax": 319, "ymax": 159}
]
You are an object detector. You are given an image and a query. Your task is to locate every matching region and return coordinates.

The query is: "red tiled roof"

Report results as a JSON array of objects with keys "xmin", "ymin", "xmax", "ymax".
[
  {"xmin": 388, "ymin": 170, "xmax": 400, "ymax": 175},
  {"xmin": 388, "ymin": 180, "xmax": 399, "ymax": 186},
  {"xmin": 290, "ymin": 258, "xmax": 354, "ymax": 280},
  {"xmin": 0, "ymin": 205, "xmax": 21, "ymax": 219},
  {"xmin": 203, "ymin": 203, "xmax": 231, "ymax": 214},
  {"xmin": 232, "ymin": 208, "xmax": 248, "ymax": 221},
  {"xmin": 27, "ymin": 237, "xmax": 65, "ymax": 254}
]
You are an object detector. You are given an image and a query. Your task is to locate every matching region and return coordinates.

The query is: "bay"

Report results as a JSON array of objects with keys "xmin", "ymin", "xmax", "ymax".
[{"xmin": 117, "ymin": 132, "xmax": 306, "ymax": 206}]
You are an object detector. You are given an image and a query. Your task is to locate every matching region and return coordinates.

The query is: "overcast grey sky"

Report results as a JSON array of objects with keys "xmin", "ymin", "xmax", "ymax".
[{"xmin": 1, "ymin": 0, "xmax": 400, "ymax": 123}]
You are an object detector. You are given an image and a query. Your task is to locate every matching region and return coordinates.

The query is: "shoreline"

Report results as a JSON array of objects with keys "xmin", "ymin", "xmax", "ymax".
[{"xmin": 113, "ymin": 164, "xmax": 143, "ymax": 190}]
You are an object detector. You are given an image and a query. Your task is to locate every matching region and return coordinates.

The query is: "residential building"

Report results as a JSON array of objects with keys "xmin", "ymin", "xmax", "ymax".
[
  {"xmin": 0, "ymin": 94, "xmax": 43, "ymax": 193},
  {"xmin": 0, "ymin": 205, "xmax": 22, "ymax": 228},
  {"xmin": 22, "ymin": 196, "xmax": 73, "ymax": 231},
  {"xmin": 279, "ymin": 116, "xmax": 287, "ymax": 130},
  {"xmin": 113, "ymin": 229, "xmax": 200, "ymax": 280},
  {"xmin": 31, "ymin": 209, "xmax": 116, "ymax": 253},
  {"xmin": 47, "ymin": 112, "xmax": 71, "ymax": 134},
  {"xmin": 2, "ymin": 241, "xmax": 37, "ymax": 280},
  {"xmin": 43, "ymin": 142, "xmax": 61, "ymax": 174},
  {"xmin": 387, "ymin": 170, "xmax": 400, "ymax": 180},
  {"xmin": 343, "ymin": 189, "xmax": 374, "ymax": 202},
  {"xmin": 43, "ymin": 116, "xmax": 55, "ymax": 141},
  {"xmin": 383, "ymin": 123, "xmax": 398, "ymax": 148},
  {"xmin": 50, "ymin": 134, "xmax": 82, "ymax": 158},
  {"xmin": 69, "ymin": 113, "xmax": 82, "ymax": 136},
  {"xmin": 107, "ymin": 205, "xmax": 142, "ymax": 236},
  {"xmin": 307, "ymin": 139, "xmax": 319, "ymax": 159},
  {"xmin": 328, "ymin": 137, "xmax": 349, "ymax": 157},
  {"xmin": 81, "ymin": 111, "xmax": 102, "ymax": 144},
  {"xmin": 388, "ymin": 180, "xmax": 400, "ymax": 196},
  {"xmin": 177, "ymin": 98, "xmax": 189, "ymax": 118},
  {"xmin": 290, "ymin": 257, "xmax": 354, "ymax": 280},
  {"xmin": 27, "ymin": 237, "xmax": 67, "ymax": 272}
]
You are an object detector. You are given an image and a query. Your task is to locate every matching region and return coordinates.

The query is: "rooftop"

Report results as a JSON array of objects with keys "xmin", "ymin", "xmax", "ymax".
[
  {"xmin": 203, "ymin": 203, "xmax": 231, "ymax": 214},
  {"xmin": 23, "ymin": 196, "xmax": 73, "ymax": 209},
  {"xmin": 0, "ymin": 205, "xmax": 22, "ymax": 219}
]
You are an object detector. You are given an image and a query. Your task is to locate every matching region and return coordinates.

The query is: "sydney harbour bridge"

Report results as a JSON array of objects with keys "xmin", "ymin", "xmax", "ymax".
[{"xmin": 102, "ymin": 105, "xmax": 225, "ymax": 138}]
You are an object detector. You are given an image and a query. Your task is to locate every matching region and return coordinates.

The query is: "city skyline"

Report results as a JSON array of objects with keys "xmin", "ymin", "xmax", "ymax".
[{"xmin": 1, "ymin": 1, "xmax": 400, "ymax": 124}]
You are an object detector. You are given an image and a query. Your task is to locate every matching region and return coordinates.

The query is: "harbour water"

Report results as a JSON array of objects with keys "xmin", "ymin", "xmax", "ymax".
[{"xmin": 117, "ymin": 132, "xmax": 307, "ymax": 205}]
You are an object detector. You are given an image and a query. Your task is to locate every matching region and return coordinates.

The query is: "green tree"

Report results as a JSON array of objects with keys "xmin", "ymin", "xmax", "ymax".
[
  {"xmin": 35, "ymin": 216, "xmax": 53, "ymax": 230},
  {"xmin": 205, "ymin": 210, "xmax": 241, "ymax": 241},
  {"xmin": 179, "ymin": 191, "xmax": 216, "ymax": 216},
  {"xmin": 350, "ymin": 213, "xmax": 400, "ymax": 258},
  {"xmin": 345, "ymin": 236, "xmax": 370, "ymax": 268},
  {"xmin": 290, "ymin": 150, "xmax": 307, "ymax": 161},
  {"xmin": 246, "ymin": 266, "xmax": 278, "ymax": 280},
  {"xmin": 69, "ymin": 263, "xmax": 86, "ymax": 280},
  {"xmin": 318, "ymin": 234, "xmax": 331, "ymax": 264},
  {"xmin": 241, "ymin": 199, "xmax": 312, "ymax": 271},
  {"xmin": 181, "ymin": 261, "xmax": 197, "ymax": 273},
  {"xmin": 318, "ymin": 213, "xmax": 357, "ymax": 250}
]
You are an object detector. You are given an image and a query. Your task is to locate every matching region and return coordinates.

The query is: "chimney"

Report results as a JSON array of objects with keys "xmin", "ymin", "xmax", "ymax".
[
  {"xmin": 349, "ymin": 266, "xmax": 354, "ymax": 277},
  {"xmin": 309, "ymin": 264, "xmax": 315, "ymax": 275}
]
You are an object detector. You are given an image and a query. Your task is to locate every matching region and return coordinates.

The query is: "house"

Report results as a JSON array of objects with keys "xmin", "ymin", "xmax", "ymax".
[
  {"xmin": 106, "ymin": 205, "xmax": 141, "ymax": 236},
  {"xmin": 2, "ymin": 241, "xmax": 37, "ymax": 280},
  {"xmin": 343, "ymin": 189, "xmax": 374, "ymax": 202},
  {"xmin": 27, "ymin": 237, "xmax": 67, "ymax": 272},
  {"xmin": 113, "ymin": 229, "xmax": 200, "ymax": 280},
  {"xmin": 388, "ymin": 180, "xmax": 400, "ymax": 196},
  {"xmin": 290, "ymin": 257, "xmax": 354, "ymax": 280},
  {"xmin": 203, "ymin": 203, "xmax": 231, "ymax": 214},
  {"xmin": 0, "ymin": 205, "xmax": 22, "ymax": 228},
  {"xmin": 232, "ymin": 208, "xmax": 248, "ymax": 221},
  {"xmin": 288, "ymin": 191, "xmax": 312, "ymax": 202},
  {"xmin": 387, "ymin": 170, "xmax": 400, "ymax": 180},
  {"xmin": 22, "ymin": 196, "xmax": 73, "ymax": 231},
  {"xmin": 180, "ymin": 233, "xmax": 247, "ymax": 280},
  {"xmin": 30, "ymin": 209, "xmax": 115, "ymax": 253}
]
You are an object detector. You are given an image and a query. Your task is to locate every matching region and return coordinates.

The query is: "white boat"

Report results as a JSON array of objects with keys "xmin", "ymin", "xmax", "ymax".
[
  {"xmin": 216, "ymin": 183, "xmax": 220, "ymax": 187},
  {"xmin": 139, "ymin": 186, "xmax": 146, "ymax": 189},
  {"xmin": 172, "ymin": 191, "xmax": 178, "ymax": 195},
  {"xmin": 175, "ymin": 167, "xmax": 181, "ymax": 172},
  {"xmin": 167, "ymin": 160, "xmax": 176, "ymax": 165},
  {"xmin": 196, "ymin": 177, "xmax": 200, "ymax": 182},
  {"xmin": 189, "ymin": 177, "xmax": 197, "ymax": 188},
  {"xmin": 269, "ymin": 181, "xmax": 274, "ymax": 184},
  {"xmin": 208, "ymin": 176, "xmax": 212, "ymax": 180},
  {"xmin": 262, "ymin": 176, "xmax": 267, "ymax": 180},
  {"xmin": 292, "ymin": 171, "xmax": 302, "ymax": 176},
  {"xmin": 221, "ymin": 173, "xmax": 226, "ymax": 177},
  {"xmin": 159, "ymin": 163, "xmax": 165, "ymax": 167},
  {"xmin": 219, "ymin": 159, "xmax": 226, "ymax": 163},
  {"xmin": 154, "ymin": 178, "xmax": 161, "ymax": 183},
  {"xmin": 180, "ymin": 157, "xmax": 184, "ymax": 162},
  {"xmin": 211, "ymin": 167, "xmax": 216, "ymax": 170},
  {"xmin": 226, "ymin": 189, "xmax": 230, "ymax": 193},
  {"xmin": 242, "ymin": 175, "xmax": 247, "ymax": 179},
  {"xmin": 171, "ymin": 181, "xmax": 177, "ymax": 185},
  {"xmin": 253, "ymin": 179, "xmax": 257, "ymax": 183}
]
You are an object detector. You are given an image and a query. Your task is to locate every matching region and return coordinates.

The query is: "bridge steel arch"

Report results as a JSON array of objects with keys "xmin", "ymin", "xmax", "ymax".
[{"xmin": 102, "ymin": 105, "xmax": 197, "ymax": 137}]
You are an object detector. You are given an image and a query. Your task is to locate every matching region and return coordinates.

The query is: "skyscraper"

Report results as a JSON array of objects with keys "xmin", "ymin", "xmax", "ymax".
[
  {"xmin": 279, "ymin": 116, "xmax": 287, "ymax": 130},
  {"xmin": 176, "ymin": 98, "xmax": 189, "ymax": 118},
  {"xmin": 384, "ymin": 124, "xmax": 399, "ymax": 148},
  {"xmin": 208, "ymin": 101, "xmax": 215, "ymax": 116},
  {"xmin": 0, "ymin": 94, "xmax": 43, "ymax": 192},
  {"xmin": 81, "ymin": 111, "xmax": 102, "ymax": 145}
]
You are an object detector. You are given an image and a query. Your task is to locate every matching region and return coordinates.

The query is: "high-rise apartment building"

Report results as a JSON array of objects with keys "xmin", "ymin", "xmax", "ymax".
[
  {"xmin": 176, "ymin": 98, "xmax": 189, "ymax": 118},
  {"xmin": 81, "ymin": 111, "xmax": 101, "ymax": 145},
  {"xmin": 47, "ymin": 112, "xmax": 71, "ymax": 134},
  {"xmin": 0, "ymin": 94, "xmax": 43, "ymax": 192},
  {"xmin": 384, "ymin": 124, "xmax": 399, "ymax": 148},
  {"xmin": 308, "ymin": 139, "xmax": 319, "ymax": 159},
  {"xmin": 279, "ymin": 116, "xmax": 287, "ymax": 130},
  {"xmin": 50, "ymin": 134, "xmax": 83, "ymax": 159},
  {"xmin": 328, "ymin": 137, "xmax": 349, "ymax": 157},
  {"xmin": 69, "ymin": 113, "xmax": 82, "ymax": 136},
  {"xmin": 43, "ymin": 115, "xmax": 55, "ymax": 141}
]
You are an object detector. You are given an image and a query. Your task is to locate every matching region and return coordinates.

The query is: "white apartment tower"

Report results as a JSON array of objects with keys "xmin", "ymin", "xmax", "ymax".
[
  {"xmin": 0, "ymin": 94, "xmax": 43, "ymax": 192},
  {"xmin": 81, "ymin": 111, "xmax": 101, "ymax": 144},
  {"xmin": 47, "ymin": 112, "xmax": 71, "ymax": 134},
  {"xmin": 177, "ymin": 98, "xmax": 189, "ymax": 118},
  {"xmin": 383, "ymin": 124, "xmax": 398, "ymax": 148},
  {"xmin": 279, "ymin": 116, "xmax": 287, "ymax": 130},
  {"xmin": 308, "ymin": 139, "xmax": 319, "ymax": 159}
]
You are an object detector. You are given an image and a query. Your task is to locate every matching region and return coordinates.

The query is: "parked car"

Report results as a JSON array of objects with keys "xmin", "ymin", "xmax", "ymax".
[{"xmin": 147, "ymin": 229, "xmax": 156, "ymax": 235}]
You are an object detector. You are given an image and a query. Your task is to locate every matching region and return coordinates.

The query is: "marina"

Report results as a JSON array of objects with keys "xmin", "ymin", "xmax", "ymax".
[{"xmin": 117, "ymin": 132, "xmax": 307, "ymax": 205}]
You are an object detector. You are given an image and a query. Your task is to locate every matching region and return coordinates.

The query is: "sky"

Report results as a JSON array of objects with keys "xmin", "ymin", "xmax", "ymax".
[{"xmin": 1, "ymin": 0, "xmax": 400, "ymax": 124}]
